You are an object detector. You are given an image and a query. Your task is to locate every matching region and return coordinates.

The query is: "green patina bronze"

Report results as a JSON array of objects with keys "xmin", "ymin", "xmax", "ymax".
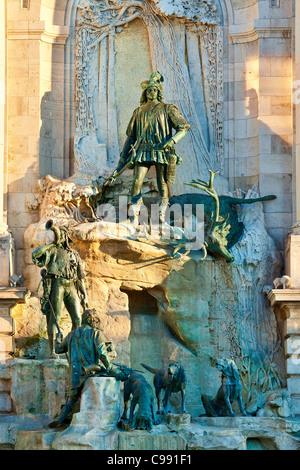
[
  {"xmin": 48, "ymin": 309, "xmax": 128, "ymax": 430},
  {"xmin": 105, "ymin": 71, "xmax": 190, "ymax": 223},
  {"xmin": 180, "ymin": 170, "xmax": 276, "ymax": 262},
  {"xmin": 186, "ymin": 170, "xmax": 234, "ymax": 263},
  {"xmin": 32, "ymin": 219, "xmax": 88, "ymax": 358}
]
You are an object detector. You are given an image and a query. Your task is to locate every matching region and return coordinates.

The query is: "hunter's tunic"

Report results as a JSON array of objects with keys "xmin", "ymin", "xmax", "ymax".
[
  {"xmin": 121, "ymin": 102, "xmax": 190, "ymax": 166},
  {"xmin": 56, "ymin": 324, "xmax": 112, "ymax": 390},
  {"xmin": 33, "ymin": 245, "xmax": 85, "ymax": 281}
]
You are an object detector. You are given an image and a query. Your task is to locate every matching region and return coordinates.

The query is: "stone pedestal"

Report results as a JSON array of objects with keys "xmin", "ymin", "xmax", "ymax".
[
  {"xmin": 52, "ymin": 377, "xmax": 121, "ymax": 450},
  {"xmin": 268, "ymin": 289, "xmax": 300, "ymax": 416},
  {"xmin": 0, "ymin": 287, "xmax": 29, "ymax": 360}
]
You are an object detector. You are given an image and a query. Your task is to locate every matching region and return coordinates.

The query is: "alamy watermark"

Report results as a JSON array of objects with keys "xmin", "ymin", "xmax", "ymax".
[{"xmin": 96, "ymin": 196, "xmax": 205, "ymax": 251}]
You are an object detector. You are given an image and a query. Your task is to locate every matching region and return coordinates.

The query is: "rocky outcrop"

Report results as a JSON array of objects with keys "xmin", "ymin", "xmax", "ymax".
[{"xmin": 17, "ymin": 187, "xmax": 284, "ymax": 417}]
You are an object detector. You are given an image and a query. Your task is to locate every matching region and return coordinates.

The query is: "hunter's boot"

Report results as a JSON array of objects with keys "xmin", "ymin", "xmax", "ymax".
[
  {"xmin": 48, "ymin": 396, "xmax": 77, "ymax": 429},
  {"xmin": 47, "ymin": 323, "xmax": 58, "ymax": 360}
]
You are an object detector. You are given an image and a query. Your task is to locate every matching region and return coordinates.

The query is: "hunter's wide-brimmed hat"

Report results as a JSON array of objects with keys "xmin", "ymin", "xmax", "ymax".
[{"xmin": 140, "ymin": 71, "xmax": 164, "ymax": 91}]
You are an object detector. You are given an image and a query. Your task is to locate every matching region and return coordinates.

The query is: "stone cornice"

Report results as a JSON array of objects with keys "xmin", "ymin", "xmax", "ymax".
[
  {"xmin": 8, "ymin": 20, "xmax": 45, "ymax": 40},
  {"xmin": 229, "ymin": 18, "xmax": 292, "ymax": 44},
  {"xmin": 0, "ymin": 287, "xmax": 30, "ymax": 304},
  {"xmin": 8, "ymin": 21, "xmax": 69, "ymax": 44},
  {"xmin": 268, "ymin": 289, "xmax": 300, "ymax": 307}
]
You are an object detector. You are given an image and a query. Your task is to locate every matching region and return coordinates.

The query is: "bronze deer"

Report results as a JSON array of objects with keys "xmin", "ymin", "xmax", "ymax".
[{"xmin": 186, "ymin": 170, "xmax": 234, "ymax": 262}]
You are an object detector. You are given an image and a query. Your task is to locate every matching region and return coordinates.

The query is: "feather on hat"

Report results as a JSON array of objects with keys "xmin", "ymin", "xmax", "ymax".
[{"xmin": 140, "ymin": 71, "xmax": 164, "ymax": 91}]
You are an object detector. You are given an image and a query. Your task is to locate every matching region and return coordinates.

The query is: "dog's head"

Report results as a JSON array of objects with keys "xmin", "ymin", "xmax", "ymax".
[
  {"xmin": 216, "ymin": 359, "xmax": 240, "ymax": 383},
  {"xmin": 167, "ymin": 362, "xmax": 186, "ymax": 384},
  {"xmin": 131, "ymin": 411, "xmax": 153, "ymax": 432}
]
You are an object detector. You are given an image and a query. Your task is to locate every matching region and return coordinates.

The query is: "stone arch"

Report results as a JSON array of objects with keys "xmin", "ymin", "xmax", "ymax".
[
  {"xmin": 65, "ymin": 0, "xmax": 81, "ymax": 27},
  {"xmin": 40, "ymin": 0, "xmax": 69, "ymax": 27},
  {"xmin": 63, "ymin": 0, "xmax": 236, "ymax": 28},
  {"xmin": 220, "ymin": 0, "xmax": 234, "ymax": 25}
]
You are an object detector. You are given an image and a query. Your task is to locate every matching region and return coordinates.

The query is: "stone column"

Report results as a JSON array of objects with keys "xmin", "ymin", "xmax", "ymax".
[
  {"xmin": 229, "ymin": 16, "xmax": 292, "ymax": 250},
  {"xmin": 0, "ymin": 1, "xmax": 14, "ymax": 359},
  {"xmin": 288, "ymin": 1, "xmax": 300, "ymax": 285},
  {"xmin": 0, "ymin": 3, "xmax": 29, "ymax": 360},
  {"xmin": 295, "ymin": 0, "xmax": 300, "ymax": 225},
  {"xmin": 268, "ymin": 290, "xmax": 300, "ymax": 416},
  {"xmin": 0, "ymin": 0, "xmax": 16, "ymax": 286},
  {"xmin": 266, "ymin": 5, "xmax": 300, "ymax": 418},
  {"xmin": 0, "ymin": 0, "xmax": 11, "ymax": 282}
]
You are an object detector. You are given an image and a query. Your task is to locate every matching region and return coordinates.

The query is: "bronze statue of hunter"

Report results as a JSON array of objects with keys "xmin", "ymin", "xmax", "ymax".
[
  {"xmin": 107, "ymin": 71, "xmax": 190, "ymax": 224},
  {"xmin": 32, "ymin": 220, "xmax": 88, "ymax": 358}
]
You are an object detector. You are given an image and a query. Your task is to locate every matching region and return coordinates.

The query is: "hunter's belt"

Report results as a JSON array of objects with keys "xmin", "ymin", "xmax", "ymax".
[
  {"xmin": 138, "ymin": 142, "xmax": 165, "ymax": 152},
  {"xmin": 46, "ymin": 274, "xmax": 77, "ymax": 282}
]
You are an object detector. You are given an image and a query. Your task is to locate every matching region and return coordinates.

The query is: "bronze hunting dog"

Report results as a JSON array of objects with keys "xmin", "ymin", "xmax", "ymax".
[
  {"xmin": 120, "ymin": 371, "xmax": 158, "ymax": 431},
  {"xmin": 202, "ymin": 359, "xmax": 247, "ymax": 417},
  {"xmin": 141, "ymin": 362, "xmax": 188, "ymax": 415}
]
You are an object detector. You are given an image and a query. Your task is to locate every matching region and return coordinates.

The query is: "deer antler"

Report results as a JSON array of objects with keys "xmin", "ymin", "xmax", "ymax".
[
  {"xmin": 185, "ymin": 171, "xmax": 234, "ymax": 262},
  {"xmin": 185, "ymin": 170, "xmax": 220, "ymax": 226}
]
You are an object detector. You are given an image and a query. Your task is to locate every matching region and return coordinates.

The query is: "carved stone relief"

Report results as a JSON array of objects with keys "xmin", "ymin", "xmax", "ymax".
[{"xmin": 74, "ymin": 0, "xmax": 224, "ymax": 192}]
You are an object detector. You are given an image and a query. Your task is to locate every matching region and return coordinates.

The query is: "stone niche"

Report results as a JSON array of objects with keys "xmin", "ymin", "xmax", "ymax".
[
  {"xmin": 5, "ymin": 0, "xmax": 291, "ymax": 422},
  {"xmin": 71, "ymin": 0, "xmax": 226, "ymax": 193}
]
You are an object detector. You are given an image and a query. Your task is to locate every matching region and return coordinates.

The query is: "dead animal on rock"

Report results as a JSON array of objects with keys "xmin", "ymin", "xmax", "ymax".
[
  {"xmin": 141, "ymin": 362, "xmax": 187, "ymax": 415},
  {"xmin": 119, "ymin": 372, "xmax": 158, "ymax": 432}
]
